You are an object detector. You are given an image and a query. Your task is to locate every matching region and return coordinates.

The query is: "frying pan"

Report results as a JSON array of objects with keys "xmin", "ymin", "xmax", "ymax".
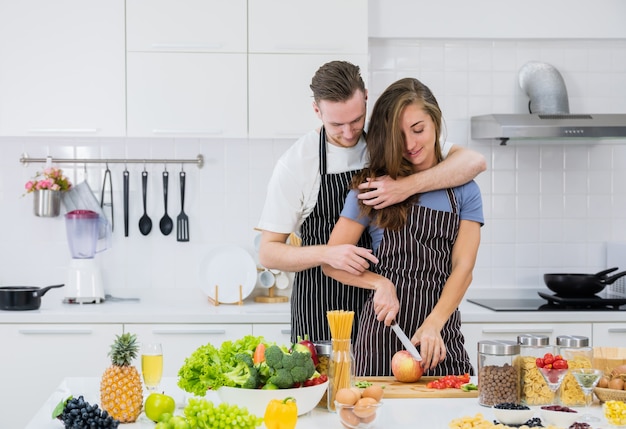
[
  {"xmin": 544, "ymin": 267, "xmax": 626, "ymax": 297},
  {"xmin": 0, "ymin": 284, "xmax": 64, "ymax": 311}
]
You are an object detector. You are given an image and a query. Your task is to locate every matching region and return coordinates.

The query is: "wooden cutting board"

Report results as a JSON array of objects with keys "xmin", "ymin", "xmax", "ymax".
[{"xmin": 356, "ymin": 376, "xmax": 479, "ymax": 398}]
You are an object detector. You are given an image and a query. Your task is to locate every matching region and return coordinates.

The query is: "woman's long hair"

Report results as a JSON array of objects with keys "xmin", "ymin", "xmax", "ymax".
[{"xmin": 353, "ymin": 78, "xmax": 444, "ymax": 230}]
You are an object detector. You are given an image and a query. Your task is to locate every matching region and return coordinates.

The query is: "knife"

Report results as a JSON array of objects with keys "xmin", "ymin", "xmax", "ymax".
[{"xmin": 391, "ymin": 321, "xmax": 422, "ymax": 361}]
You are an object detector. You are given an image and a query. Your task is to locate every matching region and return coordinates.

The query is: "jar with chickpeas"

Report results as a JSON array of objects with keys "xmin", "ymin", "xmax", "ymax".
[
  {"xmin": 517, "ymin": 334, "xmax": 555, "ymax": 406},
  {"xmin": 556, "ymin": 335, "xmax": 593, "ymax": 406},
  {"xmin": 477, "ymin": 340, "xmax": 521, "ymax": 407}
]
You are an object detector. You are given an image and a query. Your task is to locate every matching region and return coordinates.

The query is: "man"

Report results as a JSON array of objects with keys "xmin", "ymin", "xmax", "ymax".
[{"xmin": 257, "ymin": 61, "xmax": 486, "ymax": 343}]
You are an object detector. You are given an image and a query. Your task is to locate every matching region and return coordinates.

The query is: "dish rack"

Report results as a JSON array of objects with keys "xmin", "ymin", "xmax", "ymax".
[{"xmin": 607, "ymin": 242, "xmax": 626, "ymax": 297}]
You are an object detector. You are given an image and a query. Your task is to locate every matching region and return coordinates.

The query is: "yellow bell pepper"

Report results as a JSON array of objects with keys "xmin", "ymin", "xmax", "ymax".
[{"xmin": 264, "ymin": 396, "xmax": 298, "ymax": 429}]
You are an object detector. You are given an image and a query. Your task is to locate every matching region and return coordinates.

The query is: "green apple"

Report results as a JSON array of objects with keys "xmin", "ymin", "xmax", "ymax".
[{"xmin": 145, "ymin": 392, "xmax": 176, "ymax": 422}]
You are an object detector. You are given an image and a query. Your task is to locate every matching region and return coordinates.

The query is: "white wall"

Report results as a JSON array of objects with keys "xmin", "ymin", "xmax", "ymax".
[{"xmin": 1, "ymin": 38, "xmax": 625, "ymax": 295}]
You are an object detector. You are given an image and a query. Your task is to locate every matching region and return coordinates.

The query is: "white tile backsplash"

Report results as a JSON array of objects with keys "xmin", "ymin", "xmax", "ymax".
[{"xmin": 1, "ymin": 38, "xmax": 626, "ymax": 294}]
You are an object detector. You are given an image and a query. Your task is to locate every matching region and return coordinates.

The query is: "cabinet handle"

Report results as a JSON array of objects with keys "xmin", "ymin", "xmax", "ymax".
[
  {"xmin": 152, "ymin": 129, "xmax": 223, "ymax": 135},
  {"xmin": 19, "ymin": 329, "xmax": 93, "ymax": 335},
  {"xmin": 481, "ymin": 328, "xmax": 554, "ymax": 334},
  {"xmin": 608, "ymin": 328, "xmax": 626, "ymax": 334},
  {"xmin": 28, "ymin": 128, "xmax": 99, "ymax": 133},
  {"xmin": 151, "ymin": 329, "xmax": 227, "ymax": 335},
  {"xmin": 150, "ymin": 43, "xmax": 223, "ymax": 50},
  {"xmin": 280, "ymin": 329, "xmax": 291, "ymax": 335},
  {"xmin": 271, "ymin": 44, "xmax": 342, "ymax": 52}
]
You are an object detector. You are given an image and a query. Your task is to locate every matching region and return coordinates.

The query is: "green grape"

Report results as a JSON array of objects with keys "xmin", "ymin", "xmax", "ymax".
[{"xmin": 184, "ymin": 398, "xmax": 263, "ymax": 429}]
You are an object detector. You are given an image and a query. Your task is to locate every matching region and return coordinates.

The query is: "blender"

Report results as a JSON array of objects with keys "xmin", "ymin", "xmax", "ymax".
[{"xmin": 64, "ymin": 210, "xmax": 110, "ymax": 304}]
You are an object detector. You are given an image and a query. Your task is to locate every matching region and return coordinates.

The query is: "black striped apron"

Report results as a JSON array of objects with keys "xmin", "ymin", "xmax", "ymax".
[
  {"xmin": 353, "ymin": 188, "xmax": 473, "ymax": 376},
  {"xmin": 290, "ymin": 127, "xmax": 372, "ymax": 344}
]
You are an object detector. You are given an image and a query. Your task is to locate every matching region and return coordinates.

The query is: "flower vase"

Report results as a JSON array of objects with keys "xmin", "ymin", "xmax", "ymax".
[{"xmin": 33, "ymin": 190, "xmax": 61, "ymax": 217}]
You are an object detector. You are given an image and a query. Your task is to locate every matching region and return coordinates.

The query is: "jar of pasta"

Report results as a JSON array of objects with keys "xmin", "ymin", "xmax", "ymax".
[
  {"xmin": 478, "ymin": 340, "xmax": 520, "ymax": 407},
  {"xmin": 518, "ymin": 334, "xmax": 555, "ymax": 406},
  {"xmin": 314, "ymin": 341, "xmax": 331, "ymax": 408},
  {"xmin": 557, "ymin": 335, "xmax": 593, "ymax": 406}
]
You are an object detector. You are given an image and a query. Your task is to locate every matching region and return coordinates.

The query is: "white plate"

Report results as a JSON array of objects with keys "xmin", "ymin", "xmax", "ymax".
[{"xmin": 199, "ymin": 245, "xmax": 257, "ymax": 304}]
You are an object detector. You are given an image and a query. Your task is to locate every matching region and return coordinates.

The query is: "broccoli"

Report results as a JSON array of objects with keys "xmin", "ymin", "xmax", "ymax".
[
  {"xmin": 223, "ymin": 353, "xmax": 259, "ymax": 389},
  {"xmin": 263, "ymin": 344, "xmax": 316, "ymax": 388}
]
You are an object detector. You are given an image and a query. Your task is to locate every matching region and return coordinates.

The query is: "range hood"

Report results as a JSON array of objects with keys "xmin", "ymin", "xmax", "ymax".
[{"xmin": 471, "ymin": 62, "xmax": 626, "ymax": 144}]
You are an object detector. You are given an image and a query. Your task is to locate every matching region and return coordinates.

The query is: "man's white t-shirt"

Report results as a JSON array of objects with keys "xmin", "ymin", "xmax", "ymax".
[{"xmin": 257, "ymin": 128, "xmax": 453, "ymax": 235}]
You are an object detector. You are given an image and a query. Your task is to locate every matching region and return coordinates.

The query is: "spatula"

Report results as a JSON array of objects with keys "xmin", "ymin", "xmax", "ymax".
[{"xmin": 176, "ymin": 170, "xmax": 189, "ymax": 242}]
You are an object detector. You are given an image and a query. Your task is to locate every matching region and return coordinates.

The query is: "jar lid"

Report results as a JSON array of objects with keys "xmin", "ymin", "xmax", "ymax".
[
  {"xmin": 478, "ymin": 340, "xmax": 520, "ymax": 355},
  {"xmin": 517, "ymin": 334, "xmax": 550, "ymax": 346},
  {"xmin": 556, "ymin": 335, "xmax": 589, "ymax": 347},
  {"xmin": 314, "ymin": 341, "xmax": 332, "ymax": 355}
]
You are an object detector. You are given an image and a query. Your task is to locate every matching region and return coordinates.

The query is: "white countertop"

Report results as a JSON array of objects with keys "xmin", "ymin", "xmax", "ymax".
[
  {"xmin": 27, "ymin": 377, "xmax": 611, "ymax": 429},
  {"xmin": 2, "ymin": 287, "xmax": 625, "ymax": 325}
]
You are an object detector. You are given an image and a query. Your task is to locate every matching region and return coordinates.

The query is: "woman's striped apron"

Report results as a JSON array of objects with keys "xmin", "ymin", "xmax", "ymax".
[
  {"xmin": 354, "ymin": 188, "xmax": 473, "ymax": 376},
  {"xmin": 290, "ymin": 127, "xmax": 372, "ymax": 344}
]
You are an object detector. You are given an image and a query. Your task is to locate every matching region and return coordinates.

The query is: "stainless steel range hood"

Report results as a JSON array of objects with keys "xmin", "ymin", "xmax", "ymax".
[{"xmin": 471, "ymin": 62, "xmax": 626, "ymax": 144}]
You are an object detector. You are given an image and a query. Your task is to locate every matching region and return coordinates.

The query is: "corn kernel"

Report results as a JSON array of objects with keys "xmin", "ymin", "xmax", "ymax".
[{"xmin": 604, "ymin": 400, "xmax": 626, "ymax": 426}]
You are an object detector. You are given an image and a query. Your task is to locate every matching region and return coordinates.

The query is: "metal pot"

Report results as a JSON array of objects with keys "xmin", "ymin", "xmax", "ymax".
[
  {"xmin": 543, "ymin": 267, "xmax": 626, "ymax": 297},
  {"xmin": 0, "ymin": 284, "xmax": 64, "ymax": 311}
]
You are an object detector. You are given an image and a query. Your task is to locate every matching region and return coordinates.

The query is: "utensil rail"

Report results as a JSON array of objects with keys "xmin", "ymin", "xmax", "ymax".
[{"xmin": 19, "ymin": 153, "xmax": 205, "ymax": 169}]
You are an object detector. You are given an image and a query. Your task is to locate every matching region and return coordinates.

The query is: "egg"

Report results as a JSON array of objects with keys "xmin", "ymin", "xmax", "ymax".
[
  {"xmin": 362, "ymin": 385, "xmax": 384, "ymax": 402},
  {"xmin": 353, "ymin": 397, "xmax": 378, "ymax": 418},
  {"xmin": 335, "ymin": 387, "xmax": 359, "ymax": 405},
  {"xmin": 339, "ymin": 407, "xmax": 360, "ymax": 427},
  {"xmin": 598, "ymin": 376, "xmax": 610, "ymax": 389}
]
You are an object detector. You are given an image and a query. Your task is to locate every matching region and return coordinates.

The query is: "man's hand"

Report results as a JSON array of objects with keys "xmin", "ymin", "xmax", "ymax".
[
  {"xmin": 357, "ymin": 175, "xmax": 409, "ymax": 209},
  {"xmin": 372, "ymin": 280, "xmax": 399, "ymax": 326},
  {"xmin": 322, "ymin": 244, "xmax": 379, "ymax": 275}
]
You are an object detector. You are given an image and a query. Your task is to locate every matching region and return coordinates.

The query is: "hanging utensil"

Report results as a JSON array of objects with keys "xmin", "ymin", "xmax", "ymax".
[
  {"xmin": 123, "ymin": 168, "xmax": 129, "ymax": 237},
  {"xmin": 159, "ymin": 168, "xmax": 173, "ymax": 236},
  {"xmin": 176, "ymin": 169, "xmax": 189, "ymax": 242},
  {"xmin": 99, "ymin": 163, "xmax": 114, "ymax": 232},
  {"xmin": 138, "ymin": 170, "xmax": 152, "ymax": 235}
]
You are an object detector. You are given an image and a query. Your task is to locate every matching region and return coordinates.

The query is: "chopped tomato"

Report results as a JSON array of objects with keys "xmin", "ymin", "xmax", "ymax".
[{"xmin": 426, "ymin": 374, "xmax": 471, "ymax": 389}]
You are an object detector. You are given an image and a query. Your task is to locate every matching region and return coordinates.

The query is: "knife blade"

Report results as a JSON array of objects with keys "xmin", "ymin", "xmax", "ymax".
[{"xmin": 391, "ymin": 321, "xmax": 422, "ymax": 361}]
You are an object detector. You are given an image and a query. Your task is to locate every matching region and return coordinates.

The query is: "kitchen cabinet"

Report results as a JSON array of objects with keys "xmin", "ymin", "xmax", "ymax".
[
  {"xmin": 124, "ymin": 324, "xmax": 253, "ymax": 378},
  {"xmin": 0, "ymin": 0, "xmax": 126, "ymax": 137},
  {"xmin": 461, "ymin": 322, "xmax": 592, "ymax": 372},
  {"xmin": 0, "ymin": 324, "xmax": 122, "ymax": 429},
  {"xmin": 125, "ymin": 0, "xmax": 247, "ymax": 137},
  {"xmin": 247, "ymin": 0, "xmax": 368, "ymax": 138},
  {"xmin": 592, "ymin": 323, "xmax": 626, "ymax": 346},
  {"xmin": 252, "ymin": 323, "xmax": 292, "ymax": 344}
]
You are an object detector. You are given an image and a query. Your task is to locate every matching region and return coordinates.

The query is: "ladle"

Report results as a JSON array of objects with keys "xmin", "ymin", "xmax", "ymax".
[
  {"xmin": 159, "ymin": 170, "xmax": 173, "ymax": 235},
  {"xmin": 138, "ymin": 170, "xmax": 152, "ymax": 235}
]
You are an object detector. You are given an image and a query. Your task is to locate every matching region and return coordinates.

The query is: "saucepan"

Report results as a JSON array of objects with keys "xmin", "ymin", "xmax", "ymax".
[
  {"xmin": 0, "ymin": 284, "xmax": 64, "ymax": 311},
  {"xmin": 543, "ymin": 267, "xmax": 626, "ymax": 297}
]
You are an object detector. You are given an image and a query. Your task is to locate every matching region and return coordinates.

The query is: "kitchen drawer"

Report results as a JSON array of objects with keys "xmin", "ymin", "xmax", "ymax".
[
  {"xmin": 0, "ymin": 323, "xmax": 123, "ymax": 429},
  {"xmin": 252, "ymin": 323, "xmax": 292, "ymax": 345},
  {"xmin": 592, "ymin": 323, "xmax": 626, "ymax": 346},
  {"xmin": 125, "ymin": 324, "xmax": 253, "ymax": 377},
  {"xmin": 461, "ymin": 322, "xmax": 592, "ymax": 372}
]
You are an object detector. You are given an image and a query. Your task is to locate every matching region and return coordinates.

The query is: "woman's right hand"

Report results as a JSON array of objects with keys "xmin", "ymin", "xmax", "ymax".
[{"xmin": 372, "ymin": 280, "xmax": 399, "ymax": 326}]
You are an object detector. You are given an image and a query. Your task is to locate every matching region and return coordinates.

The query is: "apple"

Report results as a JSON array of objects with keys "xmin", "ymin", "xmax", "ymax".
[
  {"xmin": 145, "ymin": 392, "xmax": 176, "ymax": 422},
  {"xmin": 391, "ymin": 350, "xmax": 424, "ymax": 382}
]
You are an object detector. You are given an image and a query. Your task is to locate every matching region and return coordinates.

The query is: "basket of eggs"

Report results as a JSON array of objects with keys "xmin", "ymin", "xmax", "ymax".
[{"xmin": 593, "ymin": 347, "xmax": 626, "ymax": 402}]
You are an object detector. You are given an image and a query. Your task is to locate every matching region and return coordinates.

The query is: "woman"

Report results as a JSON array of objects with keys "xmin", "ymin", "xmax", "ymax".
[{"xmin": 322, "ymin": 77, "xmax": 484, "ymax": 376}]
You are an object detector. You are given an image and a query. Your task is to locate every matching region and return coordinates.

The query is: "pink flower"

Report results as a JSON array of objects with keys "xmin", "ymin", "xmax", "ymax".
[{"xmin": 23, "ymin": 167, "xmax": 72, "ymax": 194}]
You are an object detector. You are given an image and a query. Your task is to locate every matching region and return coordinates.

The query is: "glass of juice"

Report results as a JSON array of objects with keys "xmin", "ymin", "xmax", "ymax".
[{"xmin": 141, "ymin": 343, "xmax": 163, "ymax": 391}]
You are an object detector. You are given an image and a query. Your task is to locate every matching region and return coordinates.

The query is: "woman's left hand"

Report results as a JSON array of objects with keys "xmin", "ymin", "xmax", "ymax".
[{"xmin": 412, "ymin": 325, "xmax": 446, "ymax": 371}]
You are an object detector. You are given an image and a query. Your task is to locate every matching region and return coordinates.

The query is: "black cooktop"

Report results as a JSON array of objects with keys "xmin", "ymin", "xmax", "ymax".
[{"xmin": 468, "ymin": 291, "xmax": 626, "ymax": 311}]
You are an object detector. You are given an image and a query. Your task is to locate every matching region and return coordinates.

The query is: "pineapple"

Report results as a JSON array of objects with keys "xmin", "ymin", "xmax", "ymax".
[{"xmin": 100, "ymin": 332, "xmax": 143, "ymax": 422}]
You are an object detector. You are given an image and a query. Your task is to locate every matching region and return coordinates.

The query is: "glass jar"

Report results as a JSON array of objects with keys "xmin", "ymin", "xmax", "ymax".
[
  {"xmin": 327, "ymin": 339, "xmax": 354, "ymax": 412},
  {"xmin": 478, "ymin": 340, "xmax": 520, "ymax": 406},
  {"xmin": 557, "ymin": 335, "xmax": 593, "ymax": 406},
  {"xmin": 314, "ymin": 341, "xmax": 332, "ymax": 408},
  {"xmin": 518, "ymin": 334, "xmax": 555, "ymax": 406}
]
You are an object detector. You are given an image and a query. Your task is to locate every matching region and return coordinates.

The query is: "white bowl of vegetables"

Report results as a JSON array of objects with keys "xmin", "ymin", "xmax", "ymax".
[{"xmin": 178, "ymin": 335, "xmax": 326, "ymax": 417}]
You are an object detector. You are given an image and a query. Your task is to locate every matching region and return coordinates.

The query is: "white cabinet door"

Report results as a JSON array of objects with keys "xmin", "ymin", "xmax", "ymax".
[
  {"xmin": 0, "ymin": 324, "xmax": 122, "ymax": 429},
  {"xmin": 592, "ymin": 323, "xmax": 626, "ymax": 347},
  {"xmin": 0, "ymin": 1, "xmax": 126, "ymax": 137},
  {"xmin": 461, "ymin": 323, "xmax": 592, "ymax": 373},
  {"xmin": 127, "ymin": 52, "xmax": 247, "ymax": 137},
  {"xmin": 126, "ymin": 0, "xmax": 246, "ymax": 53},
  {"xmin": 248, "ymin": 0, "xmax": 367, "ymax": 54},
  {"xmin": 125, "ymin": 324, "xmax": 253, "ymax": 378},
  {"xmin": 253, "ymin": 323, "xmax": 292, "ymax": 345},
  {"xmin": 248, "ymin": 54, "xmax": 368, "ymax": 138}
]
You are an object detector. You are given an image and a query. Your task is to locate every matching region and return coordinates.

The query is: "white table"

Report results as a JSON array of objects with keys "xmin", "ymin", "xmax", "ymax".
[{"xmin": 27, "ymin": 377, "xmax": 610, "ymax": 428}]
